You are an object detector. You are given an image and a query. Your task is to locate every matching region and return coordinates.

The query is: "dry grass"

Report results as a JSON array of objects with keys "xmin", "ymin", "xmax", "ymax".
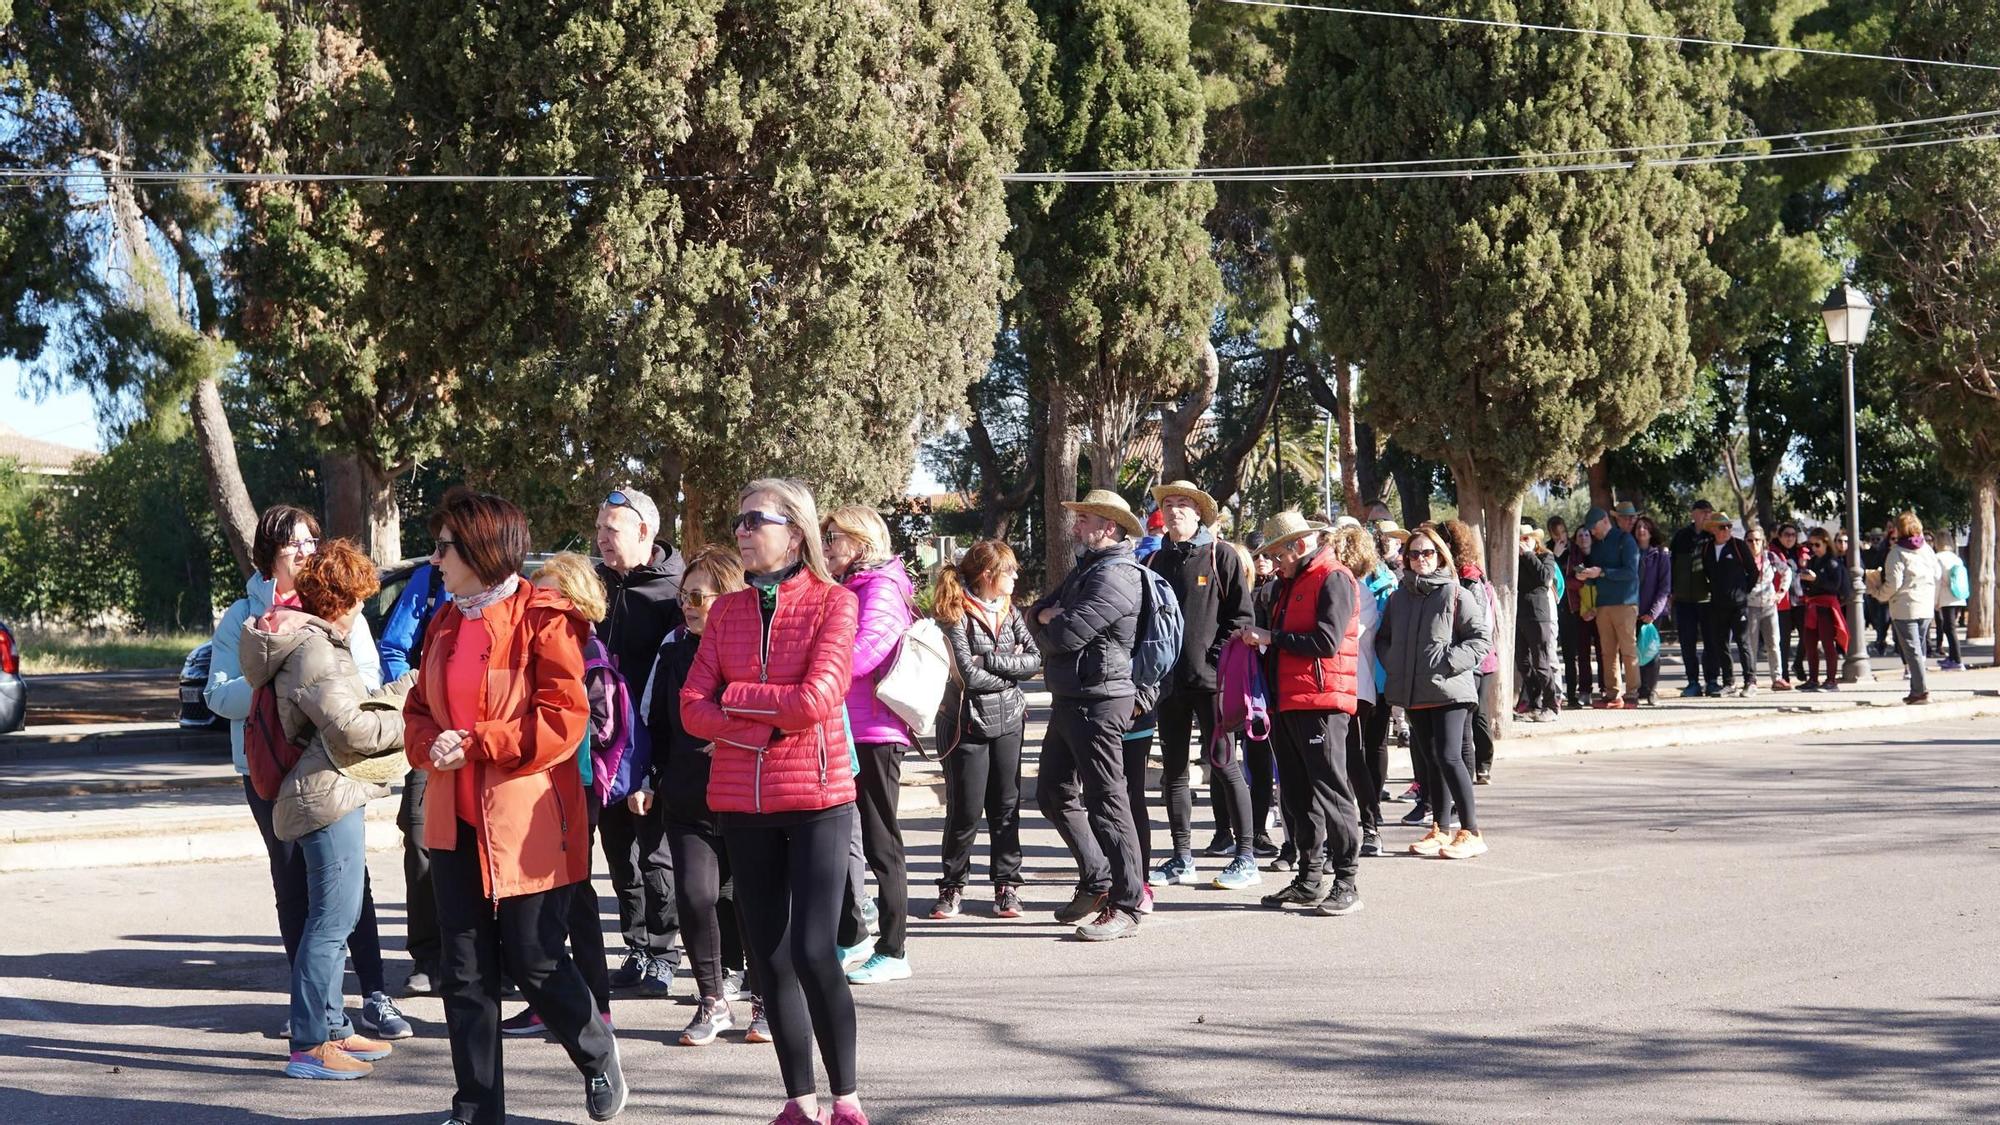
[{"xmin": 12, "ymin": 627, "xmax": 209, "ymax": 675}]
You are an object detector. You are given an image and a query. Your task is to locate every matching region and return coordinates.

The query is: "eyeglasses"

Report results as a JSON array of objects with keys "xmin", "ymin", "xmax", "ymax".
[
  {"xmin": 283, "ymin": 537, "xmax": 319, "ymax": 555},
  {"xmin": 431, "ymin": 538, "xmax": 461, "ymax": 559},
  {"xmin": 733, "ymin": 510, "xmax": 792, "ymax": 533},
  {"xmin": 682, "ymin": 588, "xmax": 719, "ymax": 608}
]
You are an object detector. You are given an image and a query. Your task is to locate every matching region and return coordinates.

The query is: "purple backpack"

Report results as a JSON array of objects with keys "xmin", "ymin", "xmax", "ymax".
[
  {"xmin": 1211, "ymin": 636, "xmax": 1271, "ymax": 767},
  {"xmin": 583, "ymin": 635, "xmax": 650, "ymax": 805}
]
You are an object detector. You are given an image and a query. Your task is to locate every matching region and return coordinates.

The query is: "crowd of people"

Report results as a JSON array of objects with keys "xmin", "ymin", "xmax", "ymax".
[{"xmin": 202, "ymin": 477, "xmax": 1973, "ymax": 1124}]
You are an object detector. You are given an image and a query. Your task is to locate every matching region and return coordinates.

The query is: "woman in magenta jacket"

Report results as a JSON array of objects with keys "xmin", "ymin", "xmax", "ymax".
[
  {"xmin": 821, "ymin": 505, "xmax": 916, "ymax": 985},
  {"xmin": 681, "ymin": 478, "xmax": 868, "ymax": 1125}
]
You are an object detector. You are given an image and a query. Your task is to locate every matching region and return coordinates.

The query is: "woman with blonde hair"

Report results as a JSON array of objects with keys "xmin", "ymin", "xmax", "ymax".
[
  {"xmin": 820, "ymin": 504, "xmax": 916, "ymax": 984},
  {"xmin": 1331, "ymin": 525, "xmax": 1395, "ymax": 856},
  {"xmin": 1868, "ymin": 510, "xmax": 1941, "ymax": 704},
  {"xmin": 682, "ymin": 478, "xmax": 869, "ymax": 1125},
  {"xmin": 930, "ymin": 539, "xmax": 1041, "ymax": 920}
]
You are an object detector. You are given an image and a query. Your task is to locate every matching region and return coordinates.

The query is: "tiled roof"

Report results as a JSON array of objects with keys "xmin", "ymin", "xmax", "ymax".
[{"xmin": 0, "ymin": 423, "xmax": 96, "ymax": 474}]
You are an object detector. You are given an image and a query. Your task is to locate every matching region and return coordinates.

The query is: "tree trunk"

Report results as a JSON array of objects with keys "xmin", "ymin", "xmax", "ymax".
[
  {"xmin": 191, "ymin": 376, "xmax": 259, "ymax": 576},
  {"xmin": 1969, "ymin": 472, "xmax": 1997, "ymax": 641},
  {"xmin": 1041, "ymin": 387, "xmax": 1081, "ymax": 589},
  {"xmin": 1354, "ymin": 420, "xmax": 1382, "ymax": 508},
  {"xmin": 1454, "ymin": 469, "xmax": 1522, "ymax": 741},
  {"xmin": 1207, "ymin": 345, "xmax": 1286, "ymax": 508},
  {"xmin": 321, "ymin": 452, "xmax": 405, "ymax": 566},
  {"xmin": 1752, "ymin": 449, "xmax": 1782, "ymax": 535},
  {"xmin": 1387, "ymin": 446, "xmax": 1432, "ymax": 528},
  {"xmin": 1161, "ymin": 339, "xmax": 1219, "ymax": 484},
  {"xmin": 656, "ymin": 452, "xmax": 684, "ymax": 547},
  {"xmin": 681, "ymin": 484, "xmax": 712, "ymax": 553},
  {"xmin": 1587, "ymin": 457, "xmax": 1613, "ymax": 511},
  {"xmin": 1335, "ymin": 362, "xmax": 1361, "ymax": 517}
]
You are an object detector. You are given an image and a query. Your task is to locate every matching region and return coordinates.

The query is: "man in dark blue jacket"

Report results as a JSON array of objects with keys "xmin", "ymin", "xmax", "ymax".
[
  {"xmin": 379, "ymin": 559, "xmax": 451, "ymax": 994},
  {"xmin": 1581, "ymin": 505, "xmax": 1642, "ymax": 708},
  {"xmin": 1030, "ymin": 490, "xmax": 1150, "ymax": 943}
]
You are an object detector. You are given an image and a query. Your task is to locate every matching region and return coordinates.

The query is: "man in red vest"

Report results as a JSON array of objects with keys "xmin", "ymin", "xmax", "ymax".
[{"xmin": 1236, "ymin": 511, "xmax": 1364, "ymax": 917}]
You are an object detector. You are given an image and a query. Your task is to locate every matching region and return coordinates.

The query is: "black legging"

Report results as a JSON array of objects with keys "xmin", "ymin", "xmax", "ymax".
[
  {"xmin": 1937, "ymin": 606, "xmax": 1963, "ymax": 663},
  {"xmin": 1410, "ymin": 704, "xmax": 1476, "ymax": 834},
  {"xmin": 1157, "ymin": 690, "xmax": 1253, "ymax": 861},
  {"xmin": 726, "ymin": 807, "xmax": 858, "ymax": 1100},
  {"xmin": 1463, "ymin": 671, "xmax": 1494, "ymax": 775},
  {"xmin": 1242, "ymin": 734, "xmax": 1277, "ymax": 845},
  {"xmin": 1780, "ymin": 604, "xmax": 1805, "ymax": 680},
  {"xmin": 668, "ymin": 818, "xmax": 747, "ymax": 1002},
  {"xmin": 1123, "ymin": 733, "xmax": 1153, "ymax": 873},
  {"xmin": 1346, "ymin": 699, "xmax": 1388, "ymax": 833},
  {"xmin": 852, "ymin": 742, "xmax": 909, "ymax": 961},
  {"xmin": 1561, "ymin": 612, "xmax": 1597, "ymax": 701}
]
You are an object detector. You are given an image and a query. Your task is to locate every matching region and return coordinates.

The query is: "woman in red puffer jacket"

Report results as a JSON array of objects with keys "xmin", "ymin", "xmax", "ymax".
[{"xmin": 680, "ymin": 478, "xmax": 869, "ymax": 1125}]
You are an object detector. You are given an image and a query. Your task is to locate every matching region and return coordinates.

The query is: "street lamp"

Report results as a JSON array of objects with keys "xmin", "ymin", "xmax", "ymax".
[{"xmin": 1821, "ymin": 283, "xmax": 1875, "ymax": 684}]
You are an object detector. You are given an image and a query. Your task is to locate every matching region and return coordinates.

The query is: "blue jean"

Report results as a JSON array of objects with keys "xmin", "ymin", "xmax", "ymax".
[{"xmin": 291, "ymin": 807, "xmax": 367, "ymax": 1052}]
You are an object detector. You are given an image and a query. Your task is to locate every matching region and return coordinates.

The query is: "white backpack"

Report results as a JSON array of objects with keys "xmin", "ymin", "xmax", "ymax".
[{"xmin": 875, "ymin": 616, "xmax": 951, "ymax": 739}]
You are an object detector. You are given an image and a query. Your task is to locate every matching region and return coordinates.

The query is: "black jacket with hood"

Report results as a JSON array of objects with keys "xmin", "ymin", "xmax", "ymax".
[{"xmin": 596, "ymin": 542, "xmax": 684, "ymax": 693}]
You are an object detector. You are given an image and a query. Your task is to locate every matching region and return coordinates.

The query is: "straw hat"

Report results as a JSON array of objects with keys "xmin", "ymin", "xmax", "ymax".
[
  {"xmin": 1373, "ymin": 518, "xmax": 1411, "ymax": 543},
  {"xmin": 1704, "ymin": 511, "xmax": 1737, "ymax": 532},
  {"xmin": 1062, "ymin": 489, "xmax": 1145, "ymax": 539},
  {"xmin": 1257, "ymin": 510, "xmax": 1332, "ymax": 555},
  {"xmin": 1150, "ymin": 480, "xmax": 1220, "ymax": 526},
  {"xmin": 1519, "ymin": 522, "xmax": 1545, "ymax": 544},
  {"xmin": 1612, "ymin": 501, "xmax": 1641, "ymax": 518}
]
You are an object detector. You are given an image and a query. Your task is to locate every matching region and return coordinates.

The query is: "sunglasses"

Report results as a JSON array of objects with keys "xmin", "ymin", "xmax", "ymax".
[
  {"xmin": 431, "ymin": 538, "xmax": 461, "ymax": 559},
  {"xmin": 682, "ymin": 588, "xmax": 719, "ymax": 608},
  {"xmin": 606, "ymin": 489, "xmax": 636, "ymax": 510},
  {"xmin": 1407, "ymin": 547, "xmax": 1438, "ymax": 559},
  {"xmin": 732, "ymin": 509, "xmax": 792, "ymax": 533}
]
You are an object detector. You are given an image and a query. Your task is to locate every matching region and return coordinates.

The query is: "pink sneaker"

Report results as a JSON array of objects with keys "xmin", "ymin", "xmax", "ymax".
[
  {"xmin": 769, "ymin": 1103, "xmax": 824, "ymax": 1125},
  {"xmin": 1136, "ymin": 884, "xmax": 1156, "ymax": 915},
  {"xmin": 828, "ymin": 1101, "xmax": 870, "ymax": 1125}
]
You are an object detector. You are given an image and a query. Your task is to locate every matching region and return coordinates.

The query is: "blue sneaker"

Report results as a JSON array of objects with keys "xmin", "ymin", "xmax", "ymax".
[
  {"xmin": 845, "ymin": 953, "xmax": 912, "ymax": 985},
  {"xmin": 1211, "ymin": 856, "xmax": 1263, "ymax": 890},
  {"xmin": 1148, "ymin": 854, "xmax": 1200, "ymax": 887},
  {"xmin": 1679, "ymin": 684, "xmax": 1705, "ymax": 698},
  {"xmin": 837, "ymin": 943, "xmax": 871, "ymax": 972},
  {"xmin": 357, "ymin": 991, "xmax": 413, "ymax": 1040}
]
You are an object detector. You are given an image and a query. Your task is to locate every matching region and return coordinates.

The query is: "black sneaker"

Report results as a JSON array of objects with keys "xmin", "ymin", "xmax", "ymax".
[
  {"xmin": 1053, "ymin": 888, "xmax": 1105, "ymax": 925},
  {"xmin": 1474, "ymin": 768, "xmax": 1492, "ymax": 785},
  {"xmin": 500, "ymin": 1007, "xmax": 546, "ymax": 1037},
  {"xmin": 1270, "ymin": 840, "xmax": 1297, "ymax": 871},
  {"xmin": 639, "ymin": 954, "xmax": 675, "ymax": 997},
  {"xmin": 993, "ymin": 885, "xmax": 1023, "ymax": 919},
  {"xmin": 1399, "ymin": 803, "xmax": 1430, "ymax": 827},
  {"xmin": 1074, "ymin": 907, "xmax": 1140, "ymax": 942},
  {"xmin": 609, "ymin": 949, "xmax": 649, "ymax": 989},
  {"xmin": 1359, "ymin": 831, "xmax": 1382, "ymax": 857},
  {"xmin": 1252, "ymin": 835, "xmax": 1280, "ymax": 858},
  {"xmin": 584, "ymin": 1042, "xmax": 627, "ymax": 1121},
  {"xmin": 745, "ymin": 997, "xmax": 772, "ymax": 1043},
  {"xmin": 1315, "ymin": 879, "xmax": 1363, "ymax": 917},
  {"xmin": 1200, "ymin": 834, "xmax": 1237, "ymax": 858},
  {"xmin": 1259, "ymin": 879, "xmax": 1326, "ymax": 908},
  {"xmin": 929, "ymin": 887, "xmax": 963, "ymax": 919},
  {"xmin": 678, "ymin": 997, "xmax": 733, "ymax": 1046}
]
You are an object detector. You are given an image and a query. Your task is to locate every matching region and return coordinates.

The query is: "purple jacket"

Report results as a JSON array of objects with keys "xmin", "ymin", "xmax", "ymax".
[
  {"xmin": 843, "ymin": 558, "xmax": 915, "ymax": 747},
  {"xmin": 1637, "ymin": 546, "xmax": 1671, "ymax": 621}
]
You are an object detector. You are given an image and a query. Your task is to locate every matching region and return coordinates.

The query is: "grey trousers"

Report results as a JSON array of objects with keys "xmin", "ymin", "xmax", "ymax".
[
  {"xmin": 1892, "ymin": 618, "xmax": 1930, "ymax": 696},
  {"xmin": 1743, "ymin": 604, "xmax": 1781, "ymax": 684}
]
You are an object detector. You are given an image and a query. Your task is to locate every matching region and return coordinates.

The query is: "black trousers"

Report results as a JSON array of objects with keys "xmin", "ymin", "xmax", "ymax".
[
  {"xmin": 1464, "ymin": 671, "xmax": 1495, "ymax": 774},
  {"xmin": 243, "ymin": 775, "xmax": 385, "ymax": 995},
  {"xmin": 564, "ymin": 807, "xmax": 611, "ymax": 1015},
  {"xmin": 1270, "ymin": 709, "xmax": 1359, "ymax": 883},
  {"xmin": 1673, "ymin": 600, "xmax": 1705, "ymax": 686},
  {"xmin": 1410, "ymin": 704, "xmax": 1476, "ymax": 833},
  {"xmin": 668, "ymin": 817, "xmax": 747, "ymax": 1002},
  {"xmin": 938, "ymin": 727, "xmax": 1025, "ymax": 891},
  {"xmin": 853, "ymin": 741, "xmax": 910, "ymax": 960},
  {"xmin": 597, "ymin": 798, "xmax": 680, "ymax": 963},
  {"xmin": 1560, "ymin": 612, "xmax": 1597, "ymax": 701},
  {"xmin": 1156, "ymin": 689, "xmax": 1253, "ymax": 859},
  {"xmin": 1242, "ymin": 735, "xmax": 1276, "ymax": 843},
  {"xmin": 727, "ymin": 808, "xmax": 859, "ymax": 1100},
  {"xmin": 1516, "ymin": 619, "xmax": 1562, "ymax": 713},
  {"xmin": 398, "ymin": 769, "xmax": 441, "ymax": 970},
  {"xmin": 433, "ymin": 822, "xmax": 617, "ymax": 1125},
  {"xmin": 1701, "ymin": 603, "xmax": 1748, "ymax": 688},
  {"xmin": 1035, "ymin": 695, "xmax": 1144, "ymax": 915},
  {"xmin": 1937, "ymin": 606, "xmax": 1964, "ymax": 663},
  {"xmin": 1123, "ymin": 733, "xmax": 1153, "ymax": 872},
  {"xmin": 1780, "ymin": 604, "xmax": 1805, "ymax": 680},
  {"xmin": 1346, "ymin": 699, "xmax": 1388, "ymax": 833}
]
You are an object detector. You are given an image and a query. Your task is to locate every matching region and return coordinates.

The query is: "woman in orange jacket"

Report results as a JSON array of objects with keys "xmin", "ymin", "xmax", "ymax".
[{"xmin": 404, "ymin": 490, "xmax": 626, "ymax": 1125}]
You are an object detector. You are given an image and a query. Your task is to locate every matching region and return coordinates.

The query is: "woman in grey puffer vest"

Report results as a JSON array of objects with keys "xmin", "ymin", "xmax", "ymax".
[{"xmin": 1377, "ymin": 525, "xmax": 1492, "ymax": 861}]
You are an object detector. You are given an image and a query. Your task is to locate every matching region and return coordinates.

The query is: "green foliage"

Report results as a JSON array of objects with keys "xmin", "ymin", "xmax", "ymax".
[{"xmin": 12, "ymin": 626, "xmax": 210, "ymax": 674}]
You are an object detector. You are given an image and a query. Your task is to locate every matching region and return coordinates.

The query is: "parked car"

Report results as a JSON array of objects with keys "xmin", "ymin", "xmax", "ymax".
[
  {"xmin": 1, "ymin": 621, "xmax": 25, "ymax": 734},
  {"xmin": 178, "ymin": 643, "xmax": 221, "ymax": 730}
]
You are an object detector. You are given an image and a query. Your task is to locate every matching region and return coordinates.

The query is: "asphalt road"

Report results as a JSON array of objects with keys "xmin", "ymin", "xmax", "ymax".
[{"xmin": 1, "ymin": 717, "xmax": 1995, "ymax": 1124}]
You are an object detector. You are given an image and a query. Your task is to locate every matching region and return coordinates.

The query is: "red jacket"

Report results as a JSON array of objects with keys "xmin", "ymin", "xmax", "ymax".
[
  {"xmin": 404, "ymin": 584, "xmax": 592, "ymax": 903},
  {"xmin": 680, "ymin": 567, "xmax": 858, "ymax": 815},
  {"xmin": 1271, "ymin": 547, "xmax": 1361, "ymax": 714}
]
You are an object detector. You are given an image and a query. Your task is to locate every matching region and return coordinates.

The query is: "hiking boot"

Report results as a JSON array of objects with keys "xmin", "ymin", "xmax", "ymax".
[
  {"xmin": 679, "ymin": 997, "xmax": 734, "ymax": 1046},
  {"xmin": 1054, "ymin": 888, "xmax": 1105, "ymax": 925},
  {"xmin": 846, "ymin": 953, "xmax": 912, "ymax": 985},
  {"xmin": 1314, "ymin": 879, "xmax": 1363, "ymax": 917},
  {"xmin": 584, "ymin": 1041, "xmax": 627, "ymax": 1121},
  {"xmin": 1259, "ymin": 878, "xmax": 1326, "ymax": 908},
  {"xmin": 1359, "ymin": 830, "xmax": 1382, "ymax": 857},
  {"xmin": 1440, "ymin": 829, "xmax": 1489, "ymax": 860},
  {"xmin": 745, "ymin": 998, "xmax": 772, "ymax": 1043},
  {"xmin": 1075, "ymin": 907, "xmax": 1140, "ymax": 942},
  {"xmin": 929, "ymin": 887, "xmax": 963, "ymax": 919},
  {"xmin": 1211, "ymin": 856, "xmax": 1263, "ymax": 890},
  {"xmin": 284, "ymin": 1042, "xmax": 373, "ymax": 1080},
  {"xmin": 1201, "ymin": 834, "xmax": 1238, "ymax": 858},
  {"xmin": 993, "ymin": 885, "xmax": 1024, "ymax": 918},
  {"xmin": 329, "ymin": 1033, "xmax": 393, "ymax": 1062},
  {"xmin": 1410, "ymin": 826, "xmax": 1452, "ymax": 857},
  {"xmin": 609, "ymin": 949, "xmax": 649, "ymax": 989},
  {"xmin": 500, "ymin": 1007, "xmax": 546, "ymax": 1037},
  {"xmin": 1148, "ymin": 854, "xmax": 1200, "ymax": 887},
  {"xmin": 357, "ymin": 991, "xmax": 412, "ymax": 1040},
  {"xmin": 639, "ymin": 954, "xmax": 676, "ymax": 997}
]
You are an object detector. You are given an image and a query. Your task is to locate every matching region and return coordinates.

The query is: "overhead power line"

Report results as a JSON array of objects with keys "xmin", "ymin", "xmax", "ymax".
[{"xmin": 1219, "ymin": 0, "xmax": 2000, "ymax": 74}]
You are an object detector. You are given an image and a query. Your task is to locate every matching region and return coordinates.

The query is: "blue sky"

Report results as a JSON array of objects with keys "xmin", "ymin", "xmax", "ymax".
[{"xmin": 0, "ymin": 358, "xmax": 102, "ymax": 452}]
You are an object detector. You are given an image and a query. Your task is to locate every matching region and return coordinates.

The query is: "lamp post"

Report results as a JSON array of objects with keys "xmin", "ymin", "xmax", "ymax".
[{"xmin": 1821, "ymin": 283, "xmax": 1875, "ymax": 684}]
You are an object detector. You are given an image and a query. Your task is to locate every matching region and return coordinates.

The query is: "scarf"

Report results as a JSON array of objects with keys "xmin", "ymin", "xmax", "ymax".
[
  {"xmin": 749, "ymin": 559, "xmax": 805, "ymax": 613},
  {"xmin": 454, "ymin": 574, "xmax": 520, "ymax": 619},
  {"xmin": 1897, "ymin": 535, "xmax": 1924, "ymax": 551}
]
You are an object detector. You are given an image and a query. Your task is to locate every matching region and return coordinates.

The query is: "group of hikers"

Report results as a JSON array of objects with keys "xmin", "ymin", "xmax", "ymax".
[{"xmin": 200, "ymin": 473, "xmax": 1969, "ymax": 1124}]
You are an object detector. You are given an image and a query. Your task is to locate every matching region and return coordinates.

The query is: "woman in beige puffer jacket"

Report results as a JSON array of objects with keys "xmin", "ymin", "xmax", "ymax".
[
  {"xmin": 1866, "ymin": 511, "xmax": 1941, "ymax": 705},
  {"xmin": 240, "ymin": 540, "xmax": 415, "ymax": 1080}
]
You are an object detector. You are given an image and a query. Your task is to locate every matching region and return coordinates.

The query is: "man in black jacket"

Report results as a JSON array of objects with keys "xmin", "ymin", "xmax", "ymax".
[
  {"xmin": 591, "ymin": 486, "xmax": 685, "ymax": 997},
  {"xmin": 1698, "ymin": 512, "xmax": 1756, "ymax": 696},
  {"xmin": 1031, "ymin": 489, "xmax": 1150, "ymax": 943},
  {"xmin": 1669, "ymin": 499, "xmax": 1714, "ymax": 697},
  {"xmin": 1144, "ymin": 481, "xmax": 1256, "ymax": 890}
]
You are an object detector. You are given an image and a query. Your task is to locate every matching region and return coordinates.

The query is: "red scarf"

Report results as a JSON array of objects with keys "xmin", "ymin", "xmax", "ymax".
[{"xmin": 1803, "ymin": 593, "xmax": 1850, "ymax": 652}]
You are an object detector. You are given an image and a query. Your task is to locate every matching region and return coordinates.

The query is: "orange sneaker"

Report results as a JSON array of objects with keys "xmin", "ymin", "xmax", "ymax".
[
  {"xmin": 285, "ymin": 1041, "xmax": 373, "ymax": 1080},
  {"xmin": 1440, "ymin": 829, "xmax": 1488, "ymax": 860},
  {"xmin": 330, "ymin": 1033, "xmax": 393, "ymax": 1062},
  {"xmin": 1409, "ymin": 826, "xmax": 1451, "ymax": 857}
]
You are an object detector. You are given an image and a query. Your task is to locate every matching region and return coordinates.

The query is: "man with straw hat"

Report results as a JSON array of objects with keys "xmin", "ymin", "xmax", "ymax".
[
  {"xmin": 1028, "ymin": 489, "xmax": 1150, "ymax": 942},
  {"xmin": 1235, "ymin": 511, "xmax": 1365, "ymax": 918},
  {"xmin": 1143, "ymin": 481, "xmax": 1258, "ymax": 893}
]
